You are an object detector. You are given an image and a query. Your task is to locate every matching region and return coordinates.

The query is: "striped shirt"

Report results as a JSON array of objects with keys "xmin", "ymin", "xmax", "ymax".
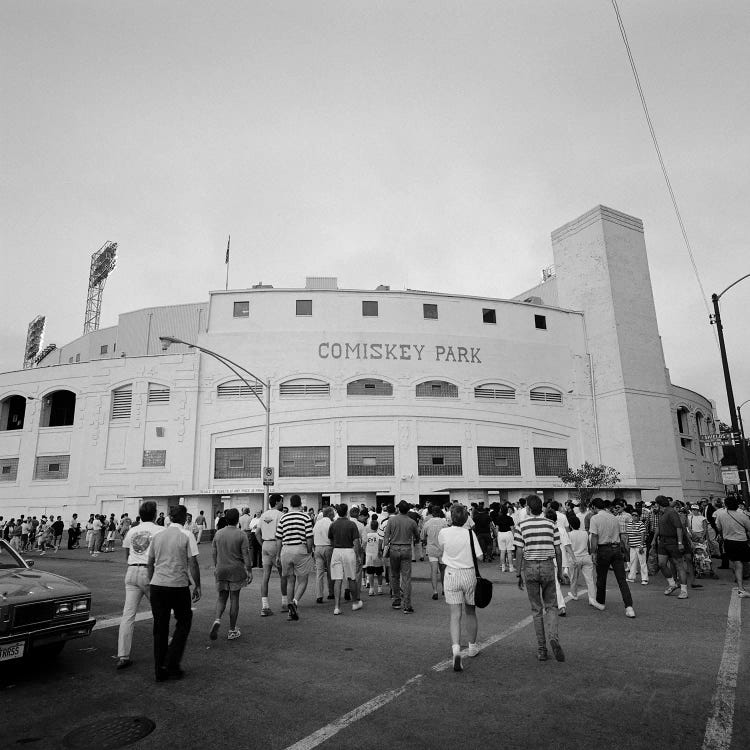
[
  {"xmin": 626, "ymin": 519, "xmax": 646, "ymax": 548},
  {"xmin": 276, "ymin": 510, "xmax": 313, "ymax": 546},
  {"xmin": 513, "ymin": 515, "xmax": 560, "ymax": 560}
]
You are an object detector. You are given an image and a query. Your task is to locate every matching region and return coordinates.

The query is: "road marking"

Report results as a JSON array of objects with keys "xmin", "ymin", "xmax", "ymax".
[
  {"xmin": 93, "ymin": 611, "xmax": 153, "ymax": 631},
  {"xmin": 702, "ymin": 589, "xmax": 742, "ymax": 750},
  {"xmin": 284, "ymin": 611, "xmax": 533, "ymax": 749}
]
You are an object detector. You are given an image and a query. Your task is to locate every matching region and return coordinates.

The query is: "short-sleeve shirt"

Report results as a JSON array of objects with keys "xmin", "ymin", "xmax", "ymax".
[
  {"xmin": 123, "ymin": 521, "xmax": 164, "ymax": 565},
  {"xmin": 259, "ymin": 508, "xmax": 283, "ymax": 541},
  {"xmin": 328, "ymin": 518, "xmax": 360, "ymax": 549},
  {"xmin": 276, "ymin": 510, "xmax": 313, "ymax": 546},
  {"xmin": 657, "ymin": 507, "xmax": 682, "ymax": 541},
  {"xmin": 212, "ymin": 526, "xmax": 250, "ymax": 582},
  {"xmin": 148, "ymin": 525, "xmax": 194, "ymax": 587},
  {"xmin": 313, "ymin": 516, "xmax": 332, "ymax": 546},
  {"xmin": 589, "ymin": 511, "xmax": 622, "ymax": 545},
  {"xmin": 513, "ymin": 515, "xmax": 560, "ymax": 560}
]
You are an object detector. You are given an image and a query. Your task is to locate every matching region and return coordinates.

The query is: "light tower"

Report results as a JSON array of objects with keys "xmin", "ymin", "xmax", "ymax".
[
  {"xmin": 23, "ymin": 315, "xmax": 46, "ymax": 369},
  {"xmin": 83, "ymin": 241, "xmax": 118, "ymax": 334}
]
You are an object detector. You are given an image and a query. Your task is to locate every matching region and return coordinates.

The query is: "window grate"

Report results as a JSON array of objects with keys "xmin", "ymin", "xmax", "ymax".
[
  {"xmin": 362, "ymin": 300, "xmax": 378, "ymax": 317},
  {"xmin": 34, "ymin": 454, "xmax": 70, "ymax": 480},
  {"xmin": 296, "ymin": 299, "xmax": 312, "ymax": 316},
  {"xmin": 533, "ymin": 447, "xmax": 568, "ymax": 476},
  {"xmin": 530, "ymin": 388, "xmax": 562, "ymax": 404},
  {"xmin": 279, "ymin": 382, "xmax": 330, "ymax": 397},
  {"xmin": 233, "ymin": 301, "xmax": 249, "ymax": 318},
  {"xmin": 482, "ymin": 308, "xmax": 496, "ymax": 324},
  {"xmin": 416, "ymin": 381, "xmax": 458, "ymax": 398},
  {"xmin": 142, "ymin": 450, "xmax": 166, "ymax": 467},
  {"xmin": 423, "ymin": 303, "xmax": 438, "ymax": 320},
  {"xmin": 279, "ymin": 446, "xmax": 330, "ymax": 477},
  {"xmin": 474, "ymin": 385, "xmax": 515, "ymax": 400},
  {"xmin": 347, "ymin": 379, "xmax": 393, "ymax": 396},
  {"xmin": 0, "ymin": 458, "xmax": 19, "ymax": 481},
  {"xmin": 417, "ymin": 446, "xmax": 462, "ymax": 476},
  {"xmin": 477, "ymin": 447, "xmax": 521, "ymax": 476},
  {"xmin": 148, "ymin": 384, "xmax": 170, "ymax": 403},
  {"xmin": 217, "ymin": 380, "xmax": 264, "ymax": 399},
  {"xmin": 111, "ymin": 387, "xmax": 133, "ymax": 420},
  {"xmin": 214, "ymin": 448, "xmax": 261, "ymax": 478},
  {"xmin": 347, "ymin": 446, "xmax": 394, "ymax": 476}
]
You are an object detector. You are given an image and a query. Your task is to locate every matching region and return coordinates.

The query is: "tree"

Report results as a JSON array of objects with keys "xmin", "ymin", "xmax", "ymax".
[{"xmin": 558, "ymin": 461, "xmax": 621, "ymax": 508}]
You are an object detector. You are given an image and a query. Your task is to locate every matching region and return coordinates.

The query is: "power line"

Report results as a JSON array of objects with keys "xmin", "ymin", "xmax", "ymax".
[{"xmin": 611, "ymin": 1, "xmax": 715, "ymax": 327}]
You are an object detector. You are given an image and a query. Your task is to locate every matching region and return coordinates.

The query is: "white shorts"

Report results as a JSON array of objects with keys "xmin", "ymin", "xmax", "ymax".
[
  {"xmin": 443, "ymin": 567, "xmax": 476, "ymax": 605},
  {"xmin": 330, "ymin": 548, "xmax": 358, "ymax": 581},
  {"xmin": 497, "ymin": 531, "xmax": 514, "ymax": 551}
]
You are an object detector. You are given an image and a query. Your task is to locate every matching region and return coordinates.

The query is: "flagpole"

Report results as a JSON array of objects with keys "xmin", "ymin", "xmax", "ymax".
[{"xmin": 225, "ymin": 234, "xmax": 230, "ymax": 291}]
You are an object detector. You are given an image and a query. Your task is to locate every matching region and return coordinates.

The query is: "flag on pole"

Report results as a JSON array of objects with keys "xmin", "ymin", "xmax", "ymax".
[{"xmin": 225, "ymin": 235, "xmax": 231, "ymax": 264}]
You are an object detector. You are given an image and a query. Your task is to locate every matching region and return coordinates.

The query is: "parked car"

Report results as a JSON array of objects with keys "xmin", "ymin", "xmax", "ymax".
[{"xmin": 0, "ymin": 538, "xmax": 96, "ymax": 663}]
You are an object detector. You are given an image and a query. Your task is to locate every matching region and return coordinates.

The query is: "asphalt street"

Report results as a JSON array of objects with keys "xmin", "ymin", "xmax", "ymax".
[{"xmin": 2, "ymin": 546, "xmax": 748, "ymax": 750}]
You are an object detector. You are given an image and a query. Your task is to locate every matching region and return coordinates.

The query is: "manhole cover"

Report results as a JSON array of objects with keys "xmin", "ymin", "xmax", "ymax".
[{"xmin": 62, "ymin": 717, "xmax": 155, "ymax": 749}]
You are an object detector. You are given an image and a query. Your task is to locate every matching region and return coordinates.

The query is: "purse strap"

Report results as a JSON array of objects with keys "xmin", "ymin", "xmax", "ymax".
[{"xmin": 468, "ymin": 529, "xmax": 481, "ymax": 577}]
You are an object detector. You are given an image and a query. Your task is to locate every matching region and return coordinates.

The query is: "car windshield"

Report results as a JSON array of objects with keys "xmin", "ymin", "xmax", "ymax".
[{"xmin": 0, "ymin": 539, "xmax": 27, "ymax": 569}]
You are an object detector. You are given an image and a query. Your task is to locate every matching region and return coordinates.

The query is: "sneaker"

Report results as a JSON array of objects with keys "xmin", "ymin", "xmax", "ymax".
[
  {"xmin": 432, "ymin": 593, "xmax": 439, "ymax": 600},
  {"xmin": 537, "ymin": 649, "xmax": 549, "ymax": 662},
  {"xmin": 227, "ymin": 628, "xmax": 241, "ymax": 640},
  {"xmin": 368, "ymin": 590, "xmax": 375, "ymax": 597},
  {"xmin": 453, "ymin": 653, "xmax": 463, "ymax": 672},
  {"xmin": 260, "ymin": 607, "xmax": 274, "ymax": 617},
  {"xmin": 624, "ymin": 606, "xmax": 636, "ymax": 618},
  {"xmin": 333, "ymin": 607, "xmax": 341, "ymax": 615},
  {"xmin": 209, "ymin": 620, "xmax": 221, "ymax": 640},
  {"xmin": 392, "ymin": 599, "xmax": 402, "ymax": 609},
  {"xmin": 664, "ymin": 584, "xmax": 679, "ymax": 596},
  {"xmin": 352, "ymin": 601, "xmax": 363, "ymax": 611},
  {"xmin": 403, "ymin": 606, "xmax": 415, "ymax": 614},
  {"xmin": 559, "ymin": 607, "xmax": 566, "ymax": 617},
  {"xmin": 677, "ymin": 590, "xmax": 689, "ymax": 600},
  {"xmin": 287, "ymin": 601, "xmax": 299, "ymax": 621},
  {"xmin": 641, "ymin": 580, "xmax": 649, "ymax": 585},
  {"xmin": 549, "ymin": 638, "xmax": 565, "ymax": 662},
  {"xmin": 589, "ymin": 599, "xmax": 605, "ymax": 611},
  {"xmin": 115, "ymin": 657, "xmax": 133, "ymax": 670},
  {"xmin": 467, "ymin": 643, "xmax": 480, "ymax": 658}
]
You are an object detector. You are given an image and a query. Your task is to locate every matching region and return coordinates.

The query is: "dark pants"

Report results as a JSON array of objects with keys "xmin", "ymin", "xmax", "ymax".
[
  {"xmin": 250, "ymin": 534, "xmax": 263, "ymax": 568},
  {"xmin": 150, "ymin": 584, "xmax": 193, "ymax": 676},
  {"xmin": 389, "ymin": 545, "xmax": 412, "ymax": 607},
  {"xmin": 522, "ymin": 558, "xmax": 558, "ymax": 649},
  {"xmin": 595, "ymin": 545, "xmax": 633, "ymax": 607}
]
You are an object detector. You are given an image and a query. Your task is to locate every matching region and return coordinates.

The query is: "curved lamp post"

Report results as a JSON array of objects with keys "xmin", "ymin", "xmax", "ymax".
[
  {"xmin": 710, "ymin": 273, "xmax": 750, "ymax": 501},
  {"xmin": 738, "ymin": 399, "xmax": 750, "ymax": 497},
  {"xmin": 159, "ymin": 335, "xmax": 272, "ymax": 511}
]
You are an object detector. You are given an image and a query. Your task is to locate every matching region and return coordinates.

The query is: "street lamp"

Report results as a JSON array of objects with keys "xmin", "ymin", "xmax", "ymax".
[
  {"xmin": 710, "ymin": 273, "xmax": 750, "ymax": 502},
  {"xmin": 159, "ymin": 335, "xmax": 272, "ymax": 510},
  {"xmin": 738, "ymin": 399, "xmax": 750, "ymax": 495}
]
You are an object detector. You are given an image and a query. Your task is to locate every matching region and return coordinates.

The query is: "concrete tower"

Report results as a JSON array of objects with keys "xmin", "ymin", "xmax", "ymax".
[{"xmin": 551, "ymin": 205, "xmax": 682, "ymax": 498}]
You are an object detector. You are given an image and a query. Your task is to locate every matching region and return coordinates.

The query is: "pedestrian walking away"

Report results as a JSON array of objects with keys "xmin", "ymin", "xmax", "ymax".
[
  {"xmin": 383, "ymin": 500, "xmax": 420, "ymax": 613},
  {"xmin": 276, "ymin": 494, "xmax": 314, "ymax": 621},
  {"xmin": 256, "ymin": 494, "xmax": 289, "ymax": 616},
  {"xmin": 328, "ymin": 503, "xmax": 363, "ymax": 615}
]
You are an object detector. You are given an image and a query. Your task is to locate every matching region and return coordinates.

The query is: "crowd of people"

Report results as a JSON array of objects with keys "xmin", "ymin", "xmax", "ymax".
[{"xmin": 3, "ymin": 491, "xmax": 748, "ymax": 679}]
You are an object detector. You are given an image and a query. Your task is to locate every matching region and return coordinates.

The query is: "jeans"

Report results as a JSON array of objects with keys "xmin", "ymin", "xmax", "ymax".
[
  {"xmin": 628, "ymin": 547, "xmax": 648, "ymax": 582},
  {"xmin": 150, "ymin": 585, "xmax": 193, "ymax": 676},
  {"xmin": 522, "ymin": 558, "xmax": 558, "ymax": 649},
  {"xmin": 595, "ymin": 545, "xmax": 633, "ymax": 607},
  {"xmin": 389, "ymin": 545, "xmax": 413, "ymax": 607},
  {"xmin": 570, "ymin": 554, "xmax": 596, "ymax": 600},
  {"xmin": 314, "ymin": 546, "xmax": 334, "ymax": 598},
  {"xmin": 118, "ymin": 566, "xmax": 151, "ymax": 658}
]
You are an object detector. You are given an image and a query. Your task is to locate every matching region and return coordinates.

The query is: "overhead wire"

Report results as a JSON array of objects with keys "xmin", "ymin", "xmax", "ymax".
[{"xmin": 610, "ymin": 1, "xmax": 716, "ymax": 335}]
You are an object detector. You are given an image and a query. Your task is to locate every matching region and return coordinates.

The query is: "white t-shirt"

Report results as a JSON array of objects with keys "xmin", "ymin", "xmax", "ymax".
[
  {"xmin": 568, "ymin": 529, "xmax": 589, "ymax": 559},
  {"xmin": 238, "ymin": 513, "xmax": 253, "ymax": 532},
  {"xmin": 258, "ymin": 508, "xmax": 283, "ymax": 541},
  {"xmin": 123, "ymin": 521, "xmax": 164, "ymax": 565},
  {"xmin": 438, "ymin": 526, "xmax": 482, "ymax": 569},
  {"xmin": 313, "ymin": 516, "xmax": 332, "ymax": 546}
]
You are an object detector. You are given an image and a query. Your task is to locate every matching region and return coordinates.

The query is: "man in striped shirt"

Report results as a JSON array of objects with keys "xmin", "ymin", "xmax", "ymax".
[
  {"xmin": 275, "ymin": 495, "xmax": 314, "ymax": 621},
  {"xmin": 514, "ymin": 495, "xmax": 564, "ymax": 662}
]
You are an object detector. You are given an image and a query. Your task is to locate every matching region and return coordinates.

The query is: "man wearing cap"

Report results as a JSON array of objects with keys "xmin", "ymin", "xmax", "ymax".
[
  {"xmin": 383, "ymin": 500, "xmax": 420, "ymax": 613},
  {"xmin": 256, "ymin": 493, "xmax": 288, "ymax": 617}
]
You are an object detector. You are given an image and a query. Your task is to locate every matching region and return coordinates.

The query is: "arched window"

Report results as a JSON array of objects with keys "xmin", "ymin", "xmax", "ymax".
[
  {"xmin": 474, "ymin": 383, "xmax": 515, "ymax": 401},
  {"xmin": 416, "ymin": 380, "xmax": 458, "ymax": 398},
  {"xmin": 111, "ymin": 385, "xmax": 133, "ymax": 420},
  {"xmin": 40, "ymin": 390, "xmax": 76, "ymax": 427},
  {"xmin": 347, "ymin": 378, "xmax": 393, "ymax": 396},
  {"xmin": 677, "ymin": 406, "xmax": 692, "ymax": 449},
  {"xmin": 279, "ymin": 379, "xmax": 330, "ymax": 397},
  {"xmin": 530, "ymin": 387, "xmax": 563, "ymax": 404},
  {"xmin": 217, "ymin": 379, "xmax": 265, "ymax": 399},
  {"xmin": 148, "ymin": 383, "xmax": 170, "ymax": 404},
  {"xmin": 0, "ymin": 395, "xmax": 26, "ymax": 431}
]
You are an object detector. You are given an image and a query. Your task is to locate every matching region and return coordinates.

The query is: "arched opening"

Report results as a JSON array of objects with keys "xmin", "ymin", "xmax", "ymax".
[
  {"xmin": 0, "ymin": 395, "xmax": 26, "ymax": 431},
  {"xmin": 40, "ymin": 390, "xmax": 76, "ymax": 427}
]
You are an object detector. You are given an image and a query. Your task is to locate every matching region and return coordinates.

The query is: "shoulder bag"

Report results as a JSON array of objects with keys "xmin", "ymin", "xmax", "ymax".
[{"xmin": 469, "ymin": 529, "xmax": 493, "ymax": 608}]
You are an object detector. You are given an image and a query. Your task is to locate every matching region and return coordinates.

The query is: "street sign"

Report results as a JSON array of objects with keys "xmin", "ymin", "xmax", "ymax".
[
  {"xmin": 722, "ymin": 468, "xmax": 741, "ymax": 485},
  {"xmin": 700, "ymin": 432, "xmax": 738, "ymax": 441},
  {"xmin": 262, "ymin": 466, "xmax": 274, "ymax": 486}
]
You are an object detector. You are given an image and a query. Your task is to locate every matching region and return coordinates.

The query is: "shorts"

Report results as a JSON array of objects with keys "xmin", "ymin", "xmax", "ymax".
[
  {"xmin": 724, "ymin": 539, "xmax": 750, "ymax": 563},
  {"xmin": 657, "ymin": 539, "xmax": 684, "ymax": 561},
  {"xmin": 365, "ymin": 565, "xmax": 384, "ymax": 575},
  {"xmin": 262, "ymin": 540, "xmax": 280, "ymax": 567},
  {"xmin": 216, "ymin": 579, "xmax": 247, "ymax": 592},
  {"xmin": 330, "ymin": 548, "xmax": 358, "ymax": 580},
  {"xmin": 443, "ymin": 567, "xmax": 476, "ymax": 605},
  {"xmin": 280, "ymin": 545, "xmax": 314, "ymax": 577},
  {"xmin": 497, "ymin": 530, "xmax": 514, "ymax": 551}
]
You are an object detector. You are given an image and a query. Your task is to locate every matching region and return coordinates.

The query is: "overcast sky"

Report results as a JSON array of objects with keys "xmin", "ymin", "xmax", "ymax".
[{"xmin": 1, "ymin": 1, "xmax": 748, "ymax": 422}]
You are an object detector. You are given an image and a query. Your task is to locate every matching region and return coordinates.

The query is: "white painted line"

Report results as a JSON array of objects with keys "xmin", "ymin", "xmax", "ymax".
[
  {"xmin": 93, "ymin": 610, "xmax": 153, "ymax": 631},
  {"xmin": 702, "ymin": 589, "xmax": 742, "ymax": 750}
]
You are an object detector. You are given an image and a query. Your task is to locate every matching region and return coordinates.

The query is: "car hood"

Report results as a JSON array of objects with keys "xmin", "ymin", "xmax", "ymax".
[{"xmin": 0, "ymin": 569, "xmax": 90, "ymax": 601}]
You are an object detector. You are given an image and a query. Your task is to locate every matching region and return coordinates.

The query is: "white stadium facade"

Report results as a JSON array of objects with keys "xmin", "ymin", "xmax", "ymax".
[{"xmin": 0, "ymin": 206, "xmax": 724, "ymax": 526}]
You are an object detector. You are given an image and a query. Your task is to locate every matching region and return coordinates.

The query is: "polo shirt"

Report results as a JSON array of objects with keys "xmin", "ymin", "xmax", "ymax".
[
  {"xmin": 328, "ymin": 518, "xmax": 360, "ymax": 549},
  {"xmin": 589, "ymin": 511, "xmax": 622, "ymax": 545},
  {"xmin": 383, "ymin": 514, "xmax": 419, "ymax": 546}
]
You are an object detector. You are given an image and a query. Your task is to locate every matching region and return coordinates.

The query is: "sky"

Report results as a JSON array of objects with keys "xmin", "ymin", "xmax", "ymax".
[{"xmin": 1, "ymin": 1, "xmax": 748, "ymax": 423}]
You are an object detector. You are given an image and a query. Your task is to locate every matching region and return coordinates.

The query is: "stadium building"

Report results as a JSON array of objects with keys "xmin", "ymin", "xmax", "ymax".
[{"xmin": 0, "ymin": 206, "xmax": 724, "ymax": 525}]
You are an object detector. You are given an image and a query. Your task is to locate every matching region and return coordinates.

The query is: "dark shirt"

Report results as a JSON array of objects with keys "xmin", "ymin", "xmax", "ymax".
[
  {"xmin": 657, "ymin": 507, "xmax": 682, "ymax": 540},
  {"xmin": 328, "ymin": 518, "xmax": 360, "ymax": 549},
  {"xmin": 52, "ymin": 520, "xmax": 64, "ymax": 535},
  {"xmin": 383, "ymin": 514, "xmax": 420, "ymax": 546},
  {"xmin": 496, "ymin": 515, "xmax": 514, "ymax": 533},
  {"xmin": 473, "ymin": 510, "xmax": 491, "ymax": 534}
]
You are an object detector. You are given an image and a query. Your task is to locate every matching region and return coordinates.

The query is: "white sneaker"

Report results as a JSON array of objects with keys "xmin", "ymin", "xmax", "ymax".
[
  {"xmin": 352, "ymin": 601, "xmax": 363, "ymax": 611},
  {"xmin": 333, "ymin": 607, "xmax": 341, "ymax": 615},
  {"xmin": 624, "ymin": 606, "xmax": 636, "ymax": 618},
  {"xmin": 467, "ymin": 643, "xmax": 480, "ymax": 657},
  {"xmin": 589, "ymin": 599, "xmax": 605, "ymax": 611},
  {"xmin": 641, "ymin": 580, "xmax": 649, "ymax": 585}
]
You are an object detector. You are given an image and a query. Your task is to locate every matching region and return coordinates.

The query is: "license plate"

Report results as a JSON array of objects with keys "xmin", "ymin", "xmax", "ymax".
[{"xmin": 0, "ymin": 640, "xmax": 25, "ymax": 662}]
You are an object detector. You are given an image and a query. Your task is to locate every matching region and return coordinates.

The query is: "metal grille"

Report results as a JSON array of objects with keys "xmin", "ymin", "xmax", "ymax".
[
  {"xmin": 12, "ymin": 601, "xmax": 55, "ymax": 627},
  {"xmin": 417, "ymin": 446, "xmax": 462, "ymax": 476},
  {"xmin": 533, "ymin": 447, "xmax": 568, "ymax": 476},
  {"xmin": 362, "ymin": 300, "xmax": 378, "ymax": 317},
  {"xmin": 347, "ymin": 379, "xmax": 393, "ymax": 396},
  {"xmin": 147, "ymin": 384, "xmax": 170, "ymax": 403},
  {"xmin": 416, "ymin": 381, "xmax": 458, "ymax": 398},
  {"xmin": 474, "ymin": 384, "xmax": 515, "ymax": 400},
  {"xmin": 142, "ymin": 450, "xmax": 166, "ymax": 467},
  {"xmin": 111, "ymin": 387, "xmax": 132, "ymax": 419},
  {"xmin": 296, "ymin": 299, "xmax": 312, "ymax": 316},
  {"xmin": 233, "ymin": 301, "xmax": 249, "ymax": 317},
  {"xmin": 0, "ymin": 458, "xmax": 19, "ymax": 481},
  {"xmin": 34, "ymin": 454, "xmax": 70, "ymax": 480},
  {"xmin": 279, "ymin": 381, "xmax": 330, "ymax": 397},
  {"xmin": 530, "ymin": 388, "xmax": 563, "ymax": 404},
  {"xmin": 423, "ymin": 303, "xmax": 438, "ymax": 319},
  {"xmin": 279, "ymin": 446, "xmax": 330, "ymax": 477},
  {"xmin": 347, "ymin": 446, "xmax": 394, "ymax": 476},
  {"xmin": 477, "ymin": 446, "xmax": 521, "ymax": 476},
  {"xmin": 217, "ymin": 380, "xmax": 264, "ymax": 399},
  {"xmin": 214, "ymin": 447, "xmax": 262, "ymax": 478}
]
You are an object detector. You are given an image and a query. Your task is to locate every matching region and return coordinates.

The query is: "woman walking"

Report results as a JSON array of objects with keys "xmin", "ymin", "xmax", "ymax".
[
  {"xmin": 495, "ymin": 505, "xmax": 515, "ymax": 573},
  {"xmin": 714, "ymin": 497, "xmax": 750, "ymax": 598},
  {"xmin": 437, "ymin": 505, "xmax": 483, "ymax": 672},
  {"xmin": 421, "ymin": 505, "xmax": 448, "ymax": 599}
]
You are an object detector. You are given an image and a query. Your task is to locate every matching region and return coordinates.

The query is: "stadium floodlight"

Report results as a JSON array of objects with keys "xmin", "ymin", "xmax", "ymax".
[
  {"xmin": 23, "ymin": 315, "xmax": 46, "ymax": 369},
  {"xmin": 84, "ymin": 241, "xmax": 118, "ymax": 333}
]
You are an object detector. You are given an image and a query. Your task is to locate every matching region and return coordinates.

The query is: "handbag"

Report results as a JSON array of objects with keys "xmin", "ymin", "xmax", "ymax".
[{"xmin": 469, "ymin": 529, "xmax": 493, "ymax": 608}]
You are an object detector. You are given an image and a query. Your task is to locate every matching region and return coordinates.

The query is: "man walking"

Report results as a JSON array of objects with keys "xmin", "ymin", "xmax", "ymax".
[
  {"xmin": 147, "ymin": 504, "xmax": 201, "ymax": 681},
  {"xmin": 328, "ymin": 504, "xmax": 363, "ymax": 615},
  {"xmin": 654, "ymin": 496, "xmax": 689, "ymax": 599},
  {"xmin": 256, "ymin": 494, "xmax": 288, "ymax": 616},
  {"xmin": 383, "ymin": 500, "xmax": 420, "ymax": 613},
  {"xmin": 116, "ymin": 501, "xmax": 164, "ymax": 670},
  {"xmin": 194, "ymin": 510, "xmax": 207, "ymax": 543},
  {"xmin": 275, "ymin": 494, "xmax": 314, "ymax": 621},
  {"xmin": 589, "ymin": 498, "xmax": 636, "ymax": 617},
  {"xmin": 514, "ymin": 495, "xmax": 565, "ymax": 662},
  {"xmin": 313, "ymin": 506, "xmax": 335, "ymax": 603},
  {"xmin": 209, "ymin": 508, "xmax": 252, "ymax": 641}
]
